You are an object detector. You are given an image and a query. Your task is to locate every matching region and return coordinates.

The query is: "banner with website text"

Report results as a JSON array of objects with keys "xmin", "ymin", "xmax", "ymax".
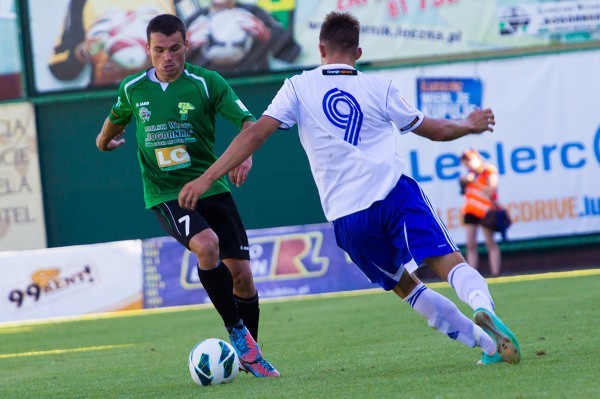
[
  {"xmin": 26, "ymin": 0, "xmax": 600, "ymax": 93},
  {"xmin": 373, "ymin": 49, "xmax": 600, "ymax": 243},
  {"xmin": 142, "ymin": 224, "xmax": 377, "ymax": 309},
  {"xmin": 0, "ymin": 102, "xmax": 47, "ymax": 251}
]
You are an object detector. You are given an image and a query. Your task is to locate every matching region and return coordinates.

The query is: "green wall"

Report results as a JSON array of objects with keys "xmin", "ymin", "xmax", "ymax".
[{"xmin": 35, "ymin": 81, "xmax": 324, "ymax": 248}]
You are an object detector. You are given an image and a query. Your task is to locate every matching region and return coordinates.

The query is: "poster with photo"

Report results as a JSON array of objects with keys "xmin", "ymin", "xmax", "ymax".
[
  {"xmin": 26, "ymin": 0, "xmax": 299, "ymax": 93},
  {"xmin": 0, "ymin": 0, "xmax": 23, "ymax": 99},
  {"xmin": 28, "ymin": 0, "xmax": 177, "ymax": 93},
  {"xmin": 26, "ymin": 0, "xmax": 600, "ymax": 93}
]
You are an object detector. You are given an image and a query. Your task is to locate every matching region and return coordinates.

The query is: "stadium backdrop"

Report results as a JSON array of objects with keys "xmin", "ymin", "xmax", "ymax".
[
  {"xmin": 1, "ymin": 0, "xmax": 599, "ymax": 249},
  {"xmin": 1, "ymin": 0, "xmax": 599, "ymax": 323}
]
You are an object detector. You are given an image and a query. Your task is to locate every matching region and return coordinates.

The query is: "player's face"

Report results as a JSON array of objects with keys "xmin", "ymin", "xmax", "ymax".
[{"xmin": 147, "ymin": 31, "xmax": 188, "ymax": 82}]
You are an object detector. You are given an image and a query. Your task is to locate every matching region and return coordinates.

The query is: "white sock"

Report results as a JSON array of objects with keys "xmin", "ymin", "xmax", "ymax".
[
  {"xmin": 474, "ymin": 325, "xmax": 497, "ymax": 356},
  {"xmin": 448, "ymin": 263, "xmax": 495, "ymax": 313},
  {"xmin": 405, "ymin": 283, "xmax": 492, "ymax": 351}
]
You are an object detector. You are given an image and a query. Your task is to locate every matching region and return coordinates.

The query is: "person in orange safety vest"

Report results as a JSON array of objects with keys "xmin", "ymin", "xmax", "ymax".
[{"xmin": 459, "ymin": 148, "xmax": 501, "ymax": 277}]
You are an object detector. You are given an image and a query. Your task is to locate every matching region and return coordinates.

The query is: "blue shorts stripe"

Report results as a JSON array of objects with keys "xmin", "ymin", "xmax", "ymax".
[{"xmin": 414, "ymin": 180, "xmax": 459, "ymax": 251}]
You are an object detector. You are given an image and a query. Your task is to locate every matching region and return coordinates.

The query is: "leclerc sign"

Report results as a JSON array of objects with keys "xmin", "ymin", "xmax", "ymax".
[
  {"xmin": 374, "ymin": 49, "xmax": 600, "ymax": 243},
  {"xmin": 408, "ymin": 136, "xmax": 598, "ymax": 183}
]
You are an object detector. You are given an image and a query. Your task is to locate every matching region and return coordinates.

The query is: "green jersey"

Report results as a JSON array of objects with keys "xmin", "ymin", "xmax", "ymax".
[{"xmin": 108, "ymin": 63, "xmax": 255, "ymax": 209}]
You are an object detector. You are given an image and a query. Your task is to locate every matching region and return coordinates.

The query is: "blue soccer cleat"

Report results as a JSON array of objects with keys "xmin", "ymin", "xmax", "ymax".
[
  {"xmin": 477, "ymin": 350, "xmax": 504, "ymax": 365},
  {"xmin": 474, "ymin": 308, "xmax": 521, "ymax": 365},
  {"xmin": 228, "ymin": 324, "xmax": 280, "ymax": 378}
]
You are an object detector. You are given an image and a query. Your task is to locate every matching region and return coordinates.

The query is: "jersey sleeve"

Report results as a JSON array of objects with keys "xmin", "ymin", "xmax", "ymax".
[
  {"xmin": 210, "ymin": 73, "xmax": 255, "ymax": 129},
  {"xmin": 262, "ymin": 78, "xmax": 298, "ymax": 130},
  {"xmin": 108, "ymin": 79, "xmax": 134, "ymax": 125},
  {"xmin": 386, "ymin": 82, "xmax": 424, "ymax": 134}
]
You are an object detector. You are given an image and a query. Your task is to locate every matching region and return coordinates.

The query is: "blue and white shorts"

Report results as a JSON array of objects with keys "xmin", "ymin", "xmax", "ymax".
[{"xmin": 332, "ymin": 175, "xmax": 458, "ymax": 290}]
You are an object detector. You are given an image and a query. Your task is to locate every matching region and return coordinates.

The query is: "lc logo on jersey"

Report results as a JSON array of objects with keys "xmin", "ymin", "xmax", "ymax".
[
  {"xmin": 155, "ymin": 145, "xmax": 191, "ymax": 171},
  {"xmin": 178, "ymin": 102, "xmax": 195, "ymax": 121}
]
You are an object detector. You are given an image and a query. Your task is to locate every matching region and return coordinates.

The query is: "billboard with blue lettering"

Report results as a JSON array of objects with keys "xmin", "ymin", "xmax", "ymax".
[
  {"xmin": 374, "ymin": 49, "xmax": 600, "ymax": 243},
  {"xmin": 417, "ymin": 78, "xmax": 482, "ymax": 120},
  {"xmin": 143, "ymin": 223, "xmax": 377, "ymax": 308}
]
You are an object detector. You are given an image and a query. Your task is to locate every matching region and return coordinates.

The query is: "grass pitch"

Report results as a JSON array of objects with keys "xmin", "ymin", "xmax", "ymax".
[{"xmin": 1, "ymin": 270, "xmax": 599, "ymax": 399}]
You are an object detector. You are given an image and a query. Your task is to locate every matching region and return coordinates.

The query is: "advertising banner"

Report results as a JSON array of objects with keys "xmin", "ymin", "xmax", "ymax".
[
  {"xmin": 497, "ymin": 0, "xmax": 600, "ymax": 37},
  {"xmin": 416, "ymin": 78, "xmax": 482, "ymax": 120},
  {"xmin": 0, "ymin": 240, "xmax": 143, "ymax": 323},
  {"xmin": 0, "ymin": 0, "xmax": 22, "ymax": 99},
  {"xmin": 0, "ymin": 102, "xmax": 47, "ymax": 251},
  {"xmin": 372, "ymin": 49, "xmax": 600, "ymax": 243},
  {"xmin": 28, "ymin": 0, "xmax": 177, "ymax": 93},
  {"xmin": 142, "ymin": 224, "xmax": 377, "ymax": 308},
  {"xmin": 26, "ymin": 0, "xmax": 600, "ymax": 93}
]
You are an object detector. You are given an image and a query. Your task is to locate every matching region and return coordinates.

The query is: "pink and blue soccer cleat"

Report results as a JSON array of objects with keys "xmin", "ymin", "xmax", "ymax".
[{"xmin": 228, "ymin": 324, "xmax": 280, "ymax": 378}]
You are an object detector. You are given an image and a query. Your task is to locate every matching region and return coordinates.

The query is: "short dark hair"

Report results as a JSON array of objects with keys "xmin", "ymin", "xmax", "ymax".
[
  {"xmin": 319, "ymin": 12, "xmax": 360, "ymax": 53},
  {"xmin": 146, "ymin": 14, "xmax": 186, "ymax": 43}
]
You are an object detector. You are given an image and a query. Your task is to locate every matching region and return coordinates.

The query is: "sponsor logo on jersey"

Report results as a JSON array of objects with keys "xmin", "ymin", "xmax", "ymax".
[
  {"xmin": 322, "ymin": 68, "xmax": 357, "ymax": 76},
  {"xmin": 155, "ymin": 145, "xmax": 191, "ymax": 171},
  {"xmin": 139, "ymin": 107, "xmax": 151, "ymax": 123},
  {"xmin": 178, "ymin": 102, "xmax": 195, "ymax": 121}
]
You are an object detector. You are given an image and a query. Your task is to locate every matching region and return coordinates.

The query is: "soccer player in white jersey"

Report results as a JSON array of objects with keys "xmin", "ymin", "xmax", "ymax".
[{"xmin": 178, "ymin": 11, "xmax": 521, "ymax": 366}]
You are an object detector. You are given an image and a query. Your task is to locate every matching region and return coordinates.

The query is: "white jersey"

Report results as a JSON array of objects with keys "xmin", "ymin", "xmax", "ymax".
[{"xmin": 263, "ymin": 64, "xmax": 424, "ymax": 221}]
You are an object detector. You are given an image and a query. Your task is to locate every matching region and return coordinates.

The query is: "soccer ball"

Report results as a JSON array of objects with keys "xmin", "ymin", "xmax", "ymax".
[
  {"xmin": 188, "ymin": 338, "xmax": 239, "ymax": 386},
  {"xmin": 105, "ymin": 36, "xmax": 148, "ymax": 70},
  {"xmin": 86, "ymin": 6, "xmax": 160, "ymax": 69},
  {"xmin": 200, "ymin": 8, "xmax": 255, "ymax": 66}
]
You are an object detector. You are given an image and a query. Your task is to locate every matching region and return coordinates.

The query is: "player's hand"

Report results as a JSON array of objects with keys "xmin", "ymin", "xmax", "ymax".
[
  {"xmin": 468, "ymin": 108, "xmax": 495, "ymax": 133},
  {"xmin": 75, "ymin": 37, "xmax": 105, "ymax": 64},
  {"xmin": 187, "ymin": 15, "xmax": 210, "ymax": 49},
  {"xmin": 229, "ymin": 156, "xmax": 252, "ymax": 187},
  {"xmin": 242, "ymin": 15, "xmax": 271, "ymax": 42},
  {"xmin": 107, "ymin": 134, "xmax": 126, "ymax": 150},
  {"xmin": 179, "ymin": 178, "xmax": 211, "ymax": 210},
  {"xmin": 97, "ymin": 132, "xmax": 126, "ymax": 151}
]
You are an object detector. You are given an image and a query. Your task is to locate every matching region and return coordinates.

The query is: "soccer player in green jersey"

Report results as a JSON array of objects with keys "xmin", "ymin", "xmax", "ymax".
[{"xmin": 95, "ymin": 13, "xmax": 279, "ymax": 378}]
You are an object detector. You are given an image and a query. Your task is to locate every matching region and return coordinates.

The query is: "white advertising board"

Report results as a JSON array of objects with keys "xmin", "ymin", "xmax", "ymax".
[
  {"xmin": 0, "ymin": 240, "xmax": 143, "ymax": 323},
  {"xmin": 0, "ymin": 102, "xmax": 47, "ymax": 250},
  {"xmin": 374, "ymin": 49, "xmax": 600, "ymax": 243}
]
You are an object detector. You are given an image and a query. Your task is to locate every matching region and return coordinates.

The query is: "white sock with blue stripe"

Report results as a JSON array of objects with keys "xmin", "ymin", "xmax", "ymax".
[
  {"xmin": 448, "ymin": 263, "xmax": 495, "ymax": 313},
  {"xmin": 405, "ymin": 282, "xmax": 494, "ymax": 352}
]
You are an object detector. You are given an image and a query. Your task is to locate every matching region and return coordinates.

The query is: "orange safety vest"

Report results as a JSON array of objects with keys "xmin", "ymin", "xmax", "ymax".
[{"xmin": 461, "ymin": 165, "xmax": 498, "ymax": 218}]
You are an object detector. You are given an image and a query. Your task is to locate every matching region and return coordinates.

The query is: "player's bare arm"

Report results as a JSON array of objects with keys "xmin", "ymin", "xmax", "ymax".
[
  {"xmin": 96, "ymin": 117, "xmax": 127, "ymax": 151},
  {"xmin": 179, "ymin": 116, "xmax": 280, "ymax": 210},
  {"xmin": 228, "ymin": 120, "xmax": 256, "ymax": 187},
  {"xmin": 413, "ymin": 108, "xmax": 495, "ymax": 142}
]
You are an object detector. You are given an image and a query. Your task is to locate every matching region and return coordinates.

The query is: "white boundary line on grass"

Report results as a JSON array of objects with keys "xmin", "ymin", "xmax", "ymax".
[
  {"xmin": 0, "ymin": 344, "xmax": 135, "ymax": 359},
  {"xmin": 1, "ymin": 268, "xmax": 598, "ymax": 330}
]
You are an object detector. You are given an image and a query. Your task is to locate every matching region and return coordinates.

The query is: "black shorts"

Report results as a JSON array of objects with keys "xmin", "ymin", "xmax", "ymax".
[
  {"xmin": 151, "ymin": 192, "xmax": 250, "ymax": 260},
  {"xmin": 463, "ymin": 212, "xmax": 482, "ymax": 225}
]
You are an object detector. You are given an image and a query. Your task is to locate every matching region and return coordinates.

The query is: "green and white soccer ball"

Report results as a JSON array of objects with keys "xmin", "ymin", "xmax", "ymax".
[{"xmin": 188, "ymin": 338, "xmax": 239, "ymax": 386}]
